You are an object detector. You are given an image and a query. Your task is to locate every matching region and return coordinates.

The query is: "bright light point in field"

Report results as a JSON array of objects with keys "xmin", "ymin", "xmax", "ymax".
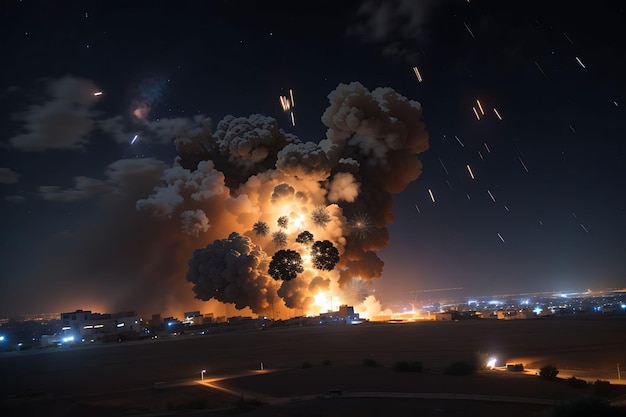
[
  {"xmin": 487, "ymin": 358, "xmax": 497, "ymax": 369},
  {"xmin": 533, "ymin": 306, "xmax": 543, "ymax": 315}
]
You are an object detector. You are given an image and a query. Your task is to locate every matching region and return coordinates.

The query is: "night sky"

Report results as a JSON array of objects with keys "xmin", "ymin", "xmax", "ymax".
[{"xmin": 1, "ymin": 0, "xmax": 625, "ymax": 318}]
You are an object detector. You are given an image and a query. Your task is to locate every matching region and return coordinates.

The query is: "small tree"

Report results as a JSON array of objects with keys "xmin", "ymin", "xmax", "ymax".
[
  {"xmin": 539, "ymin": 364, "xmax": 559, "ymax": 380},
  {"xmin": 567, "ymin": 376, "xmax": 588, "ymax": 389},
  {"xmin": 594, "ymin": 379, "xmax": 612, "ymax": 396}
]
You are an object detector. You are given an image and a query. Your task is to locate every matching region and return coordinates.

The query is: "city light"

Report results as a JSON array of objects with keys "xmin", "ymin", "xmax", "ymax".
[{"xmin": 487, "ymin": 358, "xmax": 497, "ymax": 369}]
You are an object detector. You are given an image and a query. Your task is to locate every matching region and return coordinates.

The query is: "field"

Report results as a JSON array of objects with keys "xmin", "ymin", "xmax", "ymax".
[{"xmin": 1, "ymin": 315, "xmax": 625, "ymax": 416}]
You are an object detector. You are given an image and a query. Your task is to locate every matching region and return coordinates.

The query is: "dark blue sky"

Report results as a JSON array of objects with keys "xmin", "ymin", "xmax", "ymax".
[{"xmin": 1, "ymin": 0, "xmax": 625, "ymax": 318}]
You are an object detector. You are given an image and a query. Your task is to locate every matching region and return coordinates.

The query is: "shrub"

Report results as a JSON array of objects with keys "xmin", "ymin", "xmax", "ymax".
[
  {"xmin": 444, "ymin": 360, "xmax": 476, "ymax": 376},
  {"xmin": 301, "ymin": 361, "xmax": 312, "ymax": 369},
  {"xmin": 594, "ymin": 379, "xmax": 612, "ymax": 396},
  {"xmin": 539, "ymin": 364, "xmax": 559, "ymax": 380},
  {"xmin": 362, "ymin": 358, "xmax": 379, "ymax": 367},
  {"xmin": 393, "ymin": 361, "xmax": 423, "ymax": 373},
  {"xmin": 567, "ymin": 376, "xmax": 588, "ymax": 389}
]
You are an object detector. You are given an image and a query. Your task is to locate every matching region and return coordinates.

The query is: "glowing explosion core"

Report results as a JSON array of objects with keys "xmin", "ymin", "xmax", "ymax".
[{"xmin": 137, "ymin": 82, "xmax": 428, "ymax": 318}]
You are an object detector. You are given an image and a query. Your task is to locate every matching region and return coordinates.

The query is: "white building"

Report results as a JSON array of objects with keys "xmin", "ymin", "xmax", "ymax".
[{"xmin": 61, "ymin": 309, "xmax": 142, "ymax": 343}]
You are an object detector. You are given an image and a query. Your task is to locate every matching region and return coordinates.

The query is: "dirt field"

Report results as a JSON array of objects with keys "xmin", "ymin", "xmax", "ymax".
[{"xmin": 1, "ymin": 315, "xmax": 625, "ymax": 416}]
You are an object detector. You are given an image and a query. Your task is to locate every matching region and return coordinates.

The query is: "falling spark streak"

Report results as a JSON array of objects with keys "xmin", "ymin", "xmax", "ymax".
[
  {"xmin": 466, "ymin": 164, "xmax": 475, "ymax": 179},
  {"xmin": 428, "ymin": 189, "xmax": 436, "ymax": 203},
  {"xmin": 487, "ymin": 189, "xmax": 496, "ymax": 202},
  {"xmin": 279, "ymin": 96, "xmax": 291, "ymax": 112},
  {"xmin": 504, "ymin": 206, "xmax": 510, "ymax": 212},
  {"xmin": 493, "ymin": 108, "xmax": 502, "ymax": 120},
  {"xmin": 446, "ymin": 180, "xmax": 452, "ymax": 190},
  {"xmin": 476, "ymin": 99, "xmax": 484, "ymax": 115},
  {"xmin": 290, "ymin": 111, "xmax": 296, "ymax": 126},
  {"xmin": 534, "ymin": 61, "xmax": 549, "ymax": 80},
  {"xmin": 130, "ymin": 134, "xmax": 138, "ymax": 144},
  {"xmin": 412, "ymin": 66, "xmax": 423, "ymax": 82},
  {"xmin": 571, "ymin": 212, "xmax": 577, "ymax": 219},
  {"xmin": 575, "ymin": 56, "xmax": 586, "ymax": 68},
  {"xmin": 438, "ymin": 158, "xmax": 449, "ymax": 176},
  {"xmin": 518, "ymin": 157, "xmax": 529, "ymax": 173},
  {"xmin": 93, "ymin": 91, "xmax": 103, "ymax": 96},
  {"xmin": 569, "ymin": 125, "xmax": 576, "ymax": 134},
  {"xmin": 478, "ymin": 151, "xmax": 484, "ymax": 160},
  {"xmin": 472, "ymin": 107, "xmax": 480, "ymax": 120},
  {"xmin": 463, "ymin": 22, "xmax": 475, "ymax": 38},
  {"xmin": 497, "ymin": 233, "xmax": 505, "ymax": 243},
  {"xmin": 455, "ymin": 135, "xmax": 465, "ymax": 147},
  {"xmin": 580, "ymin": 224, "xmax": 589, "ymax": 233},
  {"xmin": 289, "ymin": 89, "xmax": 295, "ymax": 107},
  {"xmin": 466, "ymin": 193, "xmax": 471, "ymax": 200},
  {"xmin": 483, "ymin": 142, "xmax": 491, "ymax": 153},
  {"xmin": 414, "ymin": 204, "xmax": 421, "ymax": 214},
  {"xmin": 563, "ymin": 32, "xmax": 574, "ymax": 45},
  {"xmin": 614, "ymin": 101, "xmax": 619, "ymax": 107}
]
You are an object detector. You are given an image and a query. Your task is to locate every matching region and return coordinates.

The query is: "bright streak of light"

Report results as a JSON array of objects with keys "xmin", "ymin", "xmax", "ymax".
[
  {"xmin": 446, "ymin": 180, "xmax": 452, "ymax": 190},
  {"xmin": 614, "ymin": 101, "xmax": 619, "ymax": 107},
  {"xmin": 497, "ymin": 233, "xmax": 505, "ymax": 243},
  {"xmin": 290, "ymin": 111, "xmax": 296, "ymax": 126},
  {"xmin": 518, "ymin": 157, "xmax": 529, "ymax": 173},
  {"xmin": 478, "ymin": 151, "xmax": 484, "ymax": 160},
  {"xmin": 575, "ymin": 56, "xmax": 586, "ymax": 68},
  {"xmin": 279, "ymin": 96, "xmax": 291, "ymax": 112},
  {"xmin": 130, "ymin": 134, "xmax": 138, "ymax": 144},
  {"xmin": 569, "ymin": 125, "xmax": 576, "ymax": 134},
  {"xmin": 472, "ymin": 107, "xmax": 481, "ymax": 120},
  {"xmin": 487, "ymin": 189, "xmax": 496, "ymax": 203},
  {"xmin": 455, "ymin": 135, "xmax": 464, "ymax": 147},
  {"xmin": 438, "ymin": 158, "xmax": 449, "ymax": 176},
  {"xmin": 580, "ymin": 224, "xmax": 589, "ymax": 233},
  {"xmin": 483, "ymin": 142, "xmax": 491, "ymax": 153},
  {"xmin": 476, "ymin": 99, "xmax": 484, "ymax": 115},
  {"xmin": 463, "ymin": 21, "xmax": 475, "ymax": 38},
  {"xmin": 414, "ymin": 203, "xmax": 421, "ymax": 214},
  {"xmin": 428, "ymin": 189, "xmax": 436, "ymax": 203},
  {"xmin": 493, "ymin": 108, "xmax": 502, "ymax": 120},
  {"xmin": 534, "ymin": 61, "xmax": 548, "ymax": 80},
  {"xmin": 466, "ymin": 193, "xmax": 471, "ymax": 200},
  {"xmin": 289, "ymin": 89, "xmax": 295, "ymax": 107},
  {"xmin": 504, "ymin": 205, "xmax": 510, "ymax": 212},
  {"xmin": 412, "ymin": 66, "xmax": 423, "ymax": 82},
  {"xmin": 93, "ymin": 91, "xmax": 103, "ymax": 96},
  {"xmin": 466, "ymin": 164, "xmax": 475, "ymax": 179},
  {"xmin": 563, "ymin": 32, "xmax": 574, "ymax": 45}
]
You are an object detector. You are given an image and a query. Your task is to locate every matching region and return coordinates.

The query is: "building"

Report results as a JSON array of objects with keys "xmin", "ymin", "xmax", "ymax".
[{"xmin": 60, "ymin": 309, "xmax": 142, "ymax": 343}]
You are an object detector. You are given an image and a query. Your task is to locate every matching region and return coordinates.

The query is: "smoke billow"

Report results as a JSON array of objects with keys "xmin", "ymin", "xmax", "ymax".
[{"xmin": 141, "ymin": 81, "xmax": 428, "ymax": 318}]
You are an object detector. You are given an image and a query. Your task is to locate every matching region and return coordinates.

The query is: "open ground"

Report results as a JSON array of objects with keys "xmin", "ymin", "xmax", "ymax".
[{"xmin": 1, "ymin": 315, "xmax": 625, "ymax": 416}]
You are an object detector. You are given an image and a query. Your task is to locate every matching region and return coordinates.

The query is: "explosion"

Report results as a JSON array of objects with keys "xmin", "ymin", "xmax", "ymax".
[{"xmin": 138, "ymin": 82, "xmax": 428, "ymax": 318}]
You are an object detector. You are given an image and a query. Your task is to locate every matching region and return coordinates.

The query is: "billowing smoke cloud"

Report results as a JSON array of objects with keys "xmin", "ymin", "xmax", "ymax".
[
  {"xmin": 28, "ymin": 82, "xmax": 427, "ymax": 319},
  {"xmin": 9, "ymin": 76, "xmax": 101, "ymax": 151},
  {"xmin": 138, "ymin": 81, "xmax": 428, "ymax": 317}
]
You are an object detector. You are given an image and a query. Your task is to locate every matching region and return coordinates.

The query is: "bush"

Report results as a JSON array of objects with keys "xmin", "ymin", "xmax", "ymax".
[
  {"xmin": 594, "ymin": 380, "xmax": 612, "ymax": 396},
  {"xmin": 301, "ymin": 361, "xmax": 312, "ymax": 369},
  {"xmin": 539, "ymin": 364, "xmax": 559, "ymax": 380},
  {"xmin": 444, "ymin": 360, "xmax": 476, "ymax": 376},
  {"xmin": 393, "ymin": 361, "xmax": 423, "ymax": 373},
  {"xmin": 567, "ymin": 377, "xmax": 588, "ymax": 389},
  {"xmin": 362, "ymin": 358, "xmax": 379, "ymax": 367}
]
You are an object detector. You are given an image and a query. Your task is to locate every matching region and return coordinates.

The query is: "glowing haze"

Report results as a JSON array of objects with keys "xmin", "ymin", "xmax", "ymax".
[{"xmin": 138, "ymin": 81, "xmax": 429, "ymax": 318}]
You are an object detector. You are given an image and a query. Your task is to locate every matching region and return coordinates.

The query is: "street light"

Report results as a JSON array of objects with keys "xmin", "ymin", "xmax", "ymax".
[{"xmin": 201, "ymin": 369, "xmax": 206, "ymax": 380}]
